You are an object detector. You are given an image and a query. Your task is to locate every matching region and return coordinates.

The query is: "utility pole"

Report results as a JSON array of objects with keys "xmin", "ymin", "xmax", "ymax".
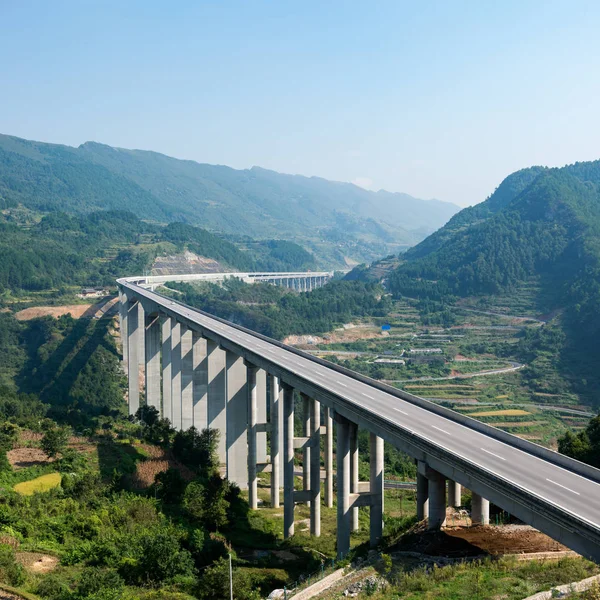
[{"xmin": 229, "ymin": 553, "xmax": 233, "ymax": 600}]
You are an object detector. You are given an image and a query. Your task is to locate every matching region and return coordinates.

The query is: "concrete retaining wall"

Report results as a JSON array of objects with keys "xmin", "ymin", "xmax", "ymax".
[{"xmin": 522, "ymin": 573, "xmax": 600, "ymax": 600}]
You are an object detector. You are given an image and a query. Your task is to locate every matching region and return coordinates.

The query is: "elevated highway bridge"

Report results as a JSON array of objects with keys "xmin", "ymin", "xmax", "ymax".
[{"xmin": 117, "ymin": 274, "xmax": 600, "ymax": 561}]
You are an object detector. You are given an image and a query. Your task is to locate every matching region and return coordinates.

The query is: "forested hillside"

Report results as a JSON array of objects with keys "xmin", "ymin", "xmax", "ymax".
[
  {"xmin": 0, "ymin": 134, "xmax": 459, "ymax": 261},
  {"xmin": 385, "ymin": 160, "xmax": 600, "ymax": 403},
  {"xmin": 0, "ymin": 210, "xmax": 316, "ymax": 296}
]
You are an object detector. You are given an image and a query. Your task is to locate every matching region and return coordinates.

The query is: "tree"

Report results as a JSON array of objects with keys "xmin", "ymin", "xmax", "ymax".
[
  {"xmin": 124, "ymin": 528, "xmax": 196, "ymax": 586},
  {"xmin": 154, "ymin": 468, "xmax": 186, "ymax": 504},
  {"xmin": 41, "ymin": 426, "xmax": 71, "ymax": 458},
  {"xmin": 558, "ymin": 415, "xmax": 600, "ymax": 468},
  {"xmin": 183, "ymin": 475, "xmax": 230, "ymax": 531}
]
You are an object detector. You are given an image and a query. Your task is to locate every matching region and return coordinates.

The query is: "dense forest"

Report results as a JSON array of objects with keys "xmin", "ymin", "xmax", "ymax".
[
  {"xmin": 165, "ymin": 278, "xmax": 392, "ymax": 339},
  {"xmin": 0, "ymin": 210, "xmax": 316, "ymax": 296},
  {"xmin": 383, "ymin": 161, "xmax": 600, "ymax": 404}
]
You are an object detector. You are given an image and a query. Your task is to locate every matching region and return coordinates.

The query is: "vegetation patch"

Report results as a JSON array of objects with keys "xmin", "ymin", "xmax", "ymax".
[
  {"xmin": 466, "ymin": 409, "xmax": 532, "ymax": 417},
  {"xmin": 13, "ymin": 473, "xmax": 61, "ymax": 496}
]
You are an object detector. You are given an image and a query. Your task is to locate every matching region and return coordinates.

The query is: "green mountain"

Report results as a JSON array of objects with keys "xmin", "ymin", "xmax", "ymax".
[
  {"xmin": 385, "ymin": 160, "xmax": 600, "ymax": 403},
  {"xmin": 0, "ymin": 134, "xmax": 459, "ymax": 259},
  {"xmin": 0, "ymin": 211, "xmax": 316, "ymax": 295}
]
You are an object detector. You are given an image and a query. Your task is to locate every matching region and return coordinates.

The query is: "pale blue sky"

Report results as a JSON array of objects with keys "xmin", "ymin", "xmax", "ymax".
[{"xmin": 1, "ymin": 0, "xmax": 599, "ymax": 206}]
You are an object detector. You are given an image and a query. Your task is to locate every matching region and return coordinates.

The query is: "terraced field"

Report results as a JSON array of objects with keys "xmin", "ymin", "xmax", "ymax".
[{"xmin": 293, "ymin": 290, "xmax": 594, "ymax": 449}]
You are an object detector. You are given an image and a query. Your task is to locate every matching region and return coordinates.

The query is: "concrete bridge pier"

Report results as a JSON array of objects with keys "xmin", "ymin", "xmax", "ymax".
[
  {"xmin": 369, "ymin": 433, "xmax": 384, "ymax": 547},
  {"xmin": 471, "ymin": 492, "xmax": 490, "ymax": 525},
  {"xmin": 309, "ymin": 397, "xmax": 321, "ymax": 536},
  {"xmin": 127, "ymin": 298, "xmax": 142, "ymax": 415},
  {"xmin": 283, "ymin": 383, "xmax": 295, "ymax": 538},
  {"xmin": 144, "ymin": 314, "xmax": 161, "ymax": 412},
  {"xmin": 301, "ymin": 393, "xmax": 311, "ymax": 506},
  {"xmin": 226, "ymin": 350, "xmax": 248, "ymax": 487},
  {"xmin": 269, "ymin": 374, "xmax": 281, "ymax": 508},
  {"xmin": 350, "ymin": 422, "xmax": 359, "ymax": 531},
  {"xmin": 171, "ymin": 322, "xmax": 182, "ymax": 430},
  {"xmin": 246, "ymin": 362, "xmax": 258, "ymax": 509},
  {"xmin": 335, "ymin": 412, "xmax": 352, "ymax": 558},
  {"xmin": 192, "ymin": 331, "xmax": 208, "ymax": 430},
  {"xmin": 119, "ymin": 290, "xmax": 128, "ymax": 368},
  {"xmin": 160, "ymin": 316, "xmax": 172, "ymax": 422},
  {"xmin": 417, "ymin": 461, "xmax": 446, "ymax": 529},
  {"xmin": 448, "ymin": 480, "xmax": 462, "ymax": 508},
  {"xmin": 324, "ymin": 406, "xmax": 334, "ymax": 508},
  {"xmin": 416, "ymin": 462, "xmax": 429, "ymax": 520},
  {"xmin": 257, "ymin": 369, "xmax": 268, "ymax": 464},
  {"xmin": 207, "ymin": 339, "xmax": 226, "ymax": 464},
  {"xmin": 181, "ymin": 327, "xmax": 194, "ymax": 432}
]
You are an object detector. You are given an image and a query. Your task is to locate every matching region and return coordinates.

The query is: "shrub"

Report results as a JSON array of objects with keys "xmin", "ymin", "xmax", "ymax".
[
  {"xmin": 121, "ymin": 529, "xmax": 196, "ymax": 586},
  {"xmin": 41, "ymin": 426, "xmax": 71, "ymax": 458},
  {"xmin": 76, "ymin": 567, "xmax": 124, "ymax": 598},
  {"xmin": 0, "ymin": 543, "xmax": 26, "ymax": 586},
  {"xmin": 36, "ymin": 573, "xmax": 73, "ymax": 600}
]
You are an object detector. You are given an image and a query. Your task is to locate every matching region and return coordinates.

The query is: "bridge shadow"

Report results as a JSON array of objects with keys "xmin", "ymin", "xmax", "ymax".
[
  {"xmin": 96, "ymin": 434, "xmax": 147, "ymax": 485},
  {"xmin": 19, "ymin": 316, "xmax": 122, "ymax": 420}
]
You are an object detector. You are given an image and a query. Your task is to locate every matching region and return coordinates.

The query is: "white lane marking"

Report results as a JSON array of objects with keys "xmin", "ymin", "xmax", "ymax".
[
  {"xmin": 480, "ymin": 448, "xmax": 506, "ymax": 461},
  {"xmin": 337, "ymin": 381, "xmax": 348, "ymax": 387},
  {"xmin": 546, "ymin": 479, "xmax": 581, "ymax": 495},
  {"xmin": 361, "ymin": 392, "xmax": 375, "ymax": 400},
  {"xmin": 431, "ymin": 425, "xmax": 451, "ymax": 435},
  {"xmin": 392, "ymin": 407, "xmax": 408, "ymax": 415}
]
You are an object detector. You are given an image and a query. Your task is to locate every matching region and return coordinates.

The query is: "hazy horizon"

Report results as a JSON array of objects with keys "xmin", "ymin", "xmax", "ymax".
[{"xmin": 2, "ymin": 0, "xmax": 599, "ymax": 207}]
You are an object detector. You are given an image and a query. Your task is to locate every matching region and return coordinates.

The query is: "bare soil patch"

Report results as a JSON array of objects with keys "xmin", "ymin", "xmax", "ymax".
[
  {"xmin": 16, "ymin": 552, "xmax": 58, "ymax": 573},
  {"xmin": 128, "ymin": 445, "xmax": 195, "ymax": 489},
  {"xmin": 14, "ymin": 298, "xmax": 117, "ymax": 321},
  {"xmin": 7, "ymin": 448, "xmax": 52, "ymax": 470},
  {"xmin": 394, "ymin": 523, "xmax": 566, "ymax": 558},
  {"xmin": 14, "ymin": 304, "xmax": 94, "ymax": 320},
  {"xmin": 284, "ymin": 323, "xmax": 384, "ymax": 346},
  {"xmin": 447, "ymin": 525, "xmax": 568, "ymax": 555}
]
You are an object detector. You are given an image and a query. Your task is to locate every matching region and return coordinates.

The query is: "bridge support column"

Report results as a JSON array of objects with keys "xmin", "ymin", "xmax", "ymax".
[
  {"xmin": 324, "ymin": 406, "xmax": 334, "ymax": 508},
  {"xmin": 270, "ymin": 374, "xmax": 281, "ymax": 508},
  {"xmin": 171, "ymin": 321, "xmax": 182, "ymax": 430},
  {"xmin": 226, "ymin": 351, "xmax": 248, "ymax": 487},
  {"xmin": 302, "ymin": 393, "xmax": 311, "ymax": 505},
  {"xmin": 192, "ymin": 332, "xmax": 208, "ymax": 430},
  {"xmin": 181, "ymin": 327, "xmax": 194, "ymax": 431},
  {"xmin": 161, "ymin": 316, "xmax": 172, "ymax": 421},
  {"xmin": 283, "ymin": 383, "xmax": 295, "ymax": 538},
  {"xmin": 428, "ymin": 469, "xmax": 447, "ymax": 530},
  {"xmin": 350, "ymin": 422, "xmax": 359, "ymax": 531},
  {"xmin": 370, "ymin": 433, "xmax": 384, "ymax": 548},
  {"xmin": 207, "ymin": 340, "xmax": 226, "ymax": 464},
  {"xmin": 336, "ymin": 412, "xmax": 352, "ymax": 559},
  {"xmin": 416, "ymin": 460, "xmax": 429, "ymax": 521},
  {"xmin": 257, "ymin": 369, "xmax": 268, "ymax": 464},
  {"xmin": 144, "ymin": 315, "xmax": 161, "ymax": 412},
  {"xmin": 246, "ymin": 363, "xmax": 258, "ymax": 509},
  {"xmin": 127, "ymin": 299, "xmax": 141, "ymax": 415},
  {"xmin": 309, "ymin": 397, "xmax": 321, "ymax": 536},
  {"xmin": 138, "ymin": 303, "xmax": 146, "ymax": 394},
  {"xmin": 448, "ymin": 480, "xmax": 462, "ymax": 508},
  {"xmin": 471, "ymin": 493, "xmax": 490, "ymax": 525},
  {"xmin": 119, "ymin": 290, "xmax": 128, "ymax": 368}
]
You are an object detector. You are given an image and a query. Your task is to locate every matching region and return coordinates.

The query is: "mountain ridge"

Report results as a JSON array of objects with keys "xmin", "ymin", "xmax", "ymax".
[
  {"xmin": 0, "ymin": 134, "xmax": 460, "ymax": 263},
  {"xmin": 382, "ymin": 158, "xmax": 600, "ymax": 403}
]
